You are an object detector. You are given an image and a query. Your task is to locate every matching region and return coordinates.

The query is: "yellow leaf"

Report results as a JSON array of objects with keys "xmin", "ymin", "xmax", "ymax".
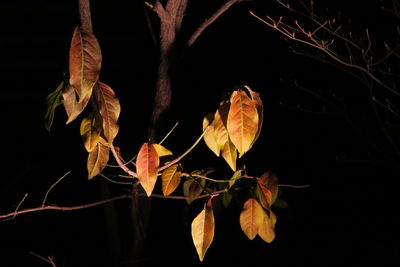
[
  {"xmin": 221, "ymin": 137, "xmax": 237, "ymax": 171},
  {"xmin": 239, "ymin": 198, "xmax": 265, "ymax": 240},
  {"xmin": 136, "ymin": 143, "xmax": 160, "ymax": 196},
  {"xmin": 161, "ymin": 164, "xmax": 181, "ymax": 196},
  {"xmin": 87, "ymin": 137, "xmax": 109, "ymax": 179},
  {"xmin": 229, "ymin": 169, "xmax": 243, "ymax": 188},
  {"xmin": 227, "ymin": 89, "xmax": 259, "ymax": 158},
  {"xmin": 45, "ymin": 80, "xmax": 65, "ymax": 131},
  {"xmin": 69, "ymin": 27, "xmax": 101, "ymax": 101},
  {"xmin": 153, "ymin": 143, "xmax": 173, "ymax": 157},
  {"xmin": 94, "ymin": 82, "xmax": 120, "ymax": 143},
  {"xmin": 213, "ymin": 102, "xmax": 230, "ymax": 151},
  {"xmin": 80, "ymin": 111, "xmax": 103, "ymax": 152},
  {"xmin": 191, "ymin": 198, "xmax": 215, "ymax": 262},
  {"xmin": 203, "ymin": 113, "xmax": 220, "ymax": 156},
  {"xmin": 258, "ymin": 210, "xmax": 276, "ymax": 243}
]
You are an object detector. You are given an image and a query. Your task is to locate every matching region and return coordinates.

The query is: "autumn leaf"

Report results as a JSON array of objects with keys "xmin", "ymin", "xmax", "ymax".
[
  {"xmin": 203, "ymin": 113, "xmax": 220, "ymax": 156},
  {"xmin": 258, "ymin": 210, "xmax": 276, "ymax": 243},
  {"xmin": 255, "ymin": 178, "xmax": 273, "ymax": 210},
  {"xmin": 93, "ymin": 82, "xmax": 120, "ymax": 143},
  {"xmin": 239, "ymin": 198, "xmax": 265, "ymax": 240},
  {"xmin": 136, "ymin": 143, "xmax": 160, "ymax": 197},
  {"xmin": 213, "ymin": 101, "xmax": 230, "ymax": 151},
  {"xmin": 221, "ymin": 137, "xmax": 237, "ymax": 171},
  {"xmin": 183, "ymin": 178, "xmax": 206, "ymax": 204},
  {"xmin": 153, "ymin": 143, "xmax": 173, "ymax": 157},
  {"xmin": 80, "ymin": 111, "xmax": 103, "ymax": 152},
  {"xmin": 259, "ymin": 171, "xmax": 279, "ymax": 204},
  {"xmin": 161, "ymin": 164, "xmax": 181, "ymax": 196},
  {"xmin": 87, "ymin": 137, "xmax": 109, "ymax": 179},
  {"xmin": 227, "ymin": 89, "xmax": 259, "ymax": 158},
  {"xmin": 62, "ymin": 84, "xmax": 90, "ymax": 124},
  {"xmin": 69, "ymin": 27, "xmax": 101, "ymax": 101},
  {"xmin": 45, "ymin": 80, "xmax": 66, "ymax": 131},
  {"xmin": 243, "ymin": 85, "xmax": 263, "ymax": 146},
  {"xmin": 191, "ymin": 198, "xmax": 215, "ymax": 262}
]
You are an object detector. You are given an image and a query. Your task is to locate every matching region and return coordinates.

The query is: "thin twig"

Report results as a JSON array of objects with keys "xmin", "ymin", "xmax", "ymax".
[
  {"xmin": 42, "ymin": 171, "xmax": 71, "ymax": 207},
  {"xmin": 110, "ymin": 143, "xmax": 138, "ymax": 177},
  {"xmin": 159, "ymin": 122, "xmax": 179, "ymax": 145},
  {"xmin": 29, "ymin": 251, "xmax": 57, "ymax": 267}
]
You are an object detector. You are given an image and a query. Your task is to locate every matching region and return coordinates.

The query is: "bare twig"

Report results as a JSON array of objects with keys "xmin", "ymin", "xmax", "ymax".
[
  {"xmin": 29, "ymin": 251, "xmax": 57, "ymax": 267},
  {"xmin": 42, "ymin": 171, "xmax": 71, "ymax": 207}
]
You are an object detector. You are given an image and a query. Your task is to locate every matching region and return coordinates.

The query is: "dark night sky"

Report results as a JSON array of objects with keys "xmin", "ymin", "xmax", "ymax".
[{"xmin": 0, "ymin": 1, "xmax": 399, "ymax": 266}]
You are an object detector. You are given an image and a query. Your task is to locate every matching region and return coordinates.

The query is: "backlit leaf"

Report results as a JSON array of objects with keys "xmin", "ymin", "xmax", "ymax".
[
  {"xmin": 239, "ymin": 198, "xmax": 264, "ymax": 240},
  {"xmin": 227, "ymin": 89, "xmax": 259, "ymax": 158},
  {"xmin": 191, "ymin": 198, "xmax": 215, "ymax": 262},
  {"xmin": 213, "ymin": 102, "xmax": 230, "ymax": 151},
  {"xmin": 203, "ymin": 113, "xmax": 220, "ymax": 156},
  {"xmin": 136, "ymin": 143, "xmax": 159, "ymax": 197},
  {"xmin": 94, "ymin": 82, "xmax": 120, "ymax": 143},
  {"xmin": 45, "ymin": 80, "xmax": 65, "ymax": 131},
  {"xmin": 221, "ymin": 137, "xmax": 237, "ymax": 171},
  {"xmin": 260, "ymin": 171, "xmax": 279, "ymax": 204},
  {"xmin": 87, "ymin": 137, "xmax": 109, "ymax": 179},
  {"xmin": 80, "ymin": 111, "xmax": 103, "ymax": 152},
  {"xmin": 161, "ymin": 164, "xmax": 181, "ymax": 196},
  {"xmin": 243, "ymin": 85, "xmax": 263, "ymax": 146},
  {"xmin": 62, "ymin": 84, "xmax": 90, "ymax": 124},
  {"xmin": 153, "ymin": 143, "xmax": 173, "ymax": 157},
  {"xmin": 258, "ymin": 210, "xmax": 276, "ymax": 243},
  {"xmin": 69, "ymin": 27, "xmax": 101, "ymax": 101}
]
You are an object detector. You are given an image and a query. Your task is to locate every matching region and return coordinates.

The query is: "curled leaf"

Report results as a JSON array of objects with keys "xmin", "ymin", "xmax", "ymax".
[
  {"xmin": 255, "ymin": 178, "xmax": 273, "ymax": 210},
  {"xmin": 136, "ymin": 143, "xmax": 159, "ymax": 197},
  {"xmin": 161, "ymin": 164, "xmax": 181, "ymax": 196},
  {"xmin": 243, "ymin": 85, "xmax": 263, "ymax": 146},
  {"xmin": 191, "ymin": 198, "xmax": 215, "ymax": 262},
  {"xmin": 45, "ymin": 81, "xmax": 66, "ymax": 131},
  {"xmin": 153, "ymin": 143, "xmax": 173, "ymax": 157},
  {"xmin": 87, "ymin": 137, "xmax": 109, "ymax": 179},
  {"xmin": 203, "ymin": 113, "xmax": 220, "ymax": 156},
  {"xmin": 221, "ymin": 137, "xmax": 237, "ymax": 171},
  {"xmin": 62, "ymin": 84, "xmax": 90, "ymax": 124},
  {"xmin": 259, "ymin": 171, "xmax": 279, "ymax": 204},
  {"xmin": 183, "ymin": 178, "xmax": 206, "ymax": 204},
  {"xmin": 94, "ymin": 82, "xmax": 120, "ymax": 143}
]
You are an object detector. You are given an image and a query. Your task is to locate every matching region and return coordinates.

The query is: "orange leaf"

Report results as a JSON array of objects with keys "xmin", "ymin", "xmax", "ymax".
[
  {"xmin": 239, "ymin": 198, "xmax": 265, "ymax": 240},
  {"xmin": 94, "ymin": 82, "xmax": 120, "ymax": 143},
  {"xmin": 136, "ymin": 143, "xmax": 159, "ymax": 196},
  {"xmin": 191, "ymin": 198, "xmax": 215, "ymax": 262},
  {"xmin": 227, "ymin": 89, "xmax": 259, "ymax": 158},
  {"xmin": 258, "ymin": 210, "xmax": 276, "ymax": 243},
  {"xmin": 221, "ymin": 137, "xmax": 237, "ymax": 171},
  {"xmin": 62, "ymin": 84, "xmax": 90, "ymax": 124},
  {"xmin": 260, "ymin": 171, "xmax": 279, "ymax": 204},
  {"xmin": 87, "ymin": 137, "xmax": 109, "ymax": 179},
  {"xmin": 69, "ymin": 27, "xmax": 101, "ymax": 101},
  {"xmin": 255, "ymin": 178, "xmax": 273, "ymax": 210},
  {"xmin": 161, "ymin": 164, "xmax": 181, "ymax": 196},
  {"xmin": 243, "ymin": 85, "xmax": 263, "ymax": 146}
]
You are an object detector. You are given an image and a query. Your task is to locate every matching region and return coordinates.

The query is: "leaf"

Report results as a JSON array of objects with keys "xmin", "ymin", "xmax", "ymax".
[
  {"xmin": 239, "ymin": 198, "xmax": 265, "ymax": 240},
  {"xmin": 259, "ymin": 171, "xmax": 279, "ymax": 204},
  {"xmin": 203, "ymin": 113, "xmax": 220, "ymax": 156},
  {"xmin": 62, "ymin": 84, "xmax": 90, "ymax": 124},
  {"xmin": 258, "ymin": 210, "xmax": 276, "ymax": 243},
  {"xmin": 191, "ymin": 198, "xmax": 215, "ymax": 262},
  {"xmin": 213, "ymin": 102, "xmax": 230, "ymax": 151},
  {"xmin": 221, "ymin": 137, "xmax": 237, "ymax": 171},
  {"xmin": 161, "ymin": 164, "xmax": 181, "ymax": 196},
  {"xmin": 227, "ymin": 89, "xmax": 259, "ymax": 158},
  {"xmin": 153, "ymin": 143, "xmax": 173, "ymax": 157},
  {"xmin": 136, "ymin": 143, "xmax": 160, "ymax": 197},
  {"xmin": 255, "ymin": 179, "xmax": 273, "ymax": 210},
  {"xmin": 80, "ymin": 111, "xmax": 103, "ymax": 152},
  {"xmin": 243, "ymin": 85, "xmax": 263, "ymax": 146},
  {"xmin": 87, "ymin": 137, "xmax": 109, "ymax": 179},
  {"xmin": 229, "ymin": 169, "xmax": 243, "ymax": 188},
  {"xmin": 45, "ymin": 80, "xmax": 66, "ymax": 131},
  {"xmin": 93, "ymin": 82, "xmax": 120, "ymax": 143},
  {"xmin": 69, "ymin": 27, "xmax": 102, "ymax": 101},
  {"xmin": 183, "ymin": 178, "xmax": 206, "ymax": 204}
]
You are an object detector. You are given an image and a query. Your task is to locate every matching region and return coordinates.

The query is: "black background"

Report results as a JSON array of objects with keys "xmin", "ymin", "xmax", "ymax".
[{"xmin": 0, "ymin": 1, "xmax": 399, "ymax": 266}]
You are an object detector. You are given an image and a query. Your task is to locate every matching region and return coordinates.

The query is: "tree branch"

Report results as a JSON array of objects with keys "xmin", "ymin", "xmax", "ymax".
[
  {"xmin": 187, "ymin": 0, "xmax": 241, "ymax": 47},
  {"xmin": 78, "ymin": 0, "xmax": 93, "ymax": 32}
]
